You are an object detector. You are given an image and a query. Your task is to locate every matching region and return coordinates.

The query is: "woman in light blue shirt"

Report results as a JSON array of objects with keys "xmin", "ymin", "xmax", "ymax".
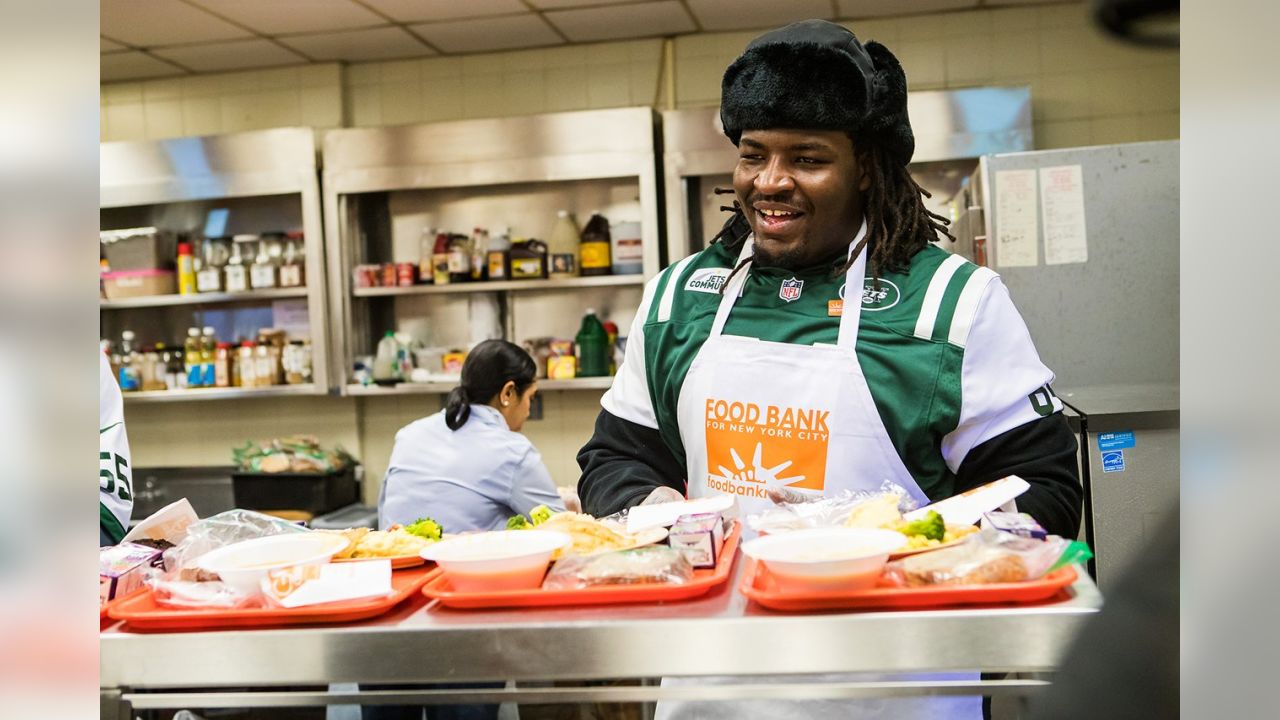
[{"xmin": 379, "ymin": 339, "xmax": 565, "ymax": 533}]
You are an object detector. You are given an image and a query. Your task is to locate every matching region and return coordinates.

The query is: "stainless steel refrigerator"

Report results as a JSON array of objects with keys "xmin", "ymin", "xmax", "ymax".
[{"xmin": 958, "ymin": 141, "xmax": 1179, "ymax": 590}]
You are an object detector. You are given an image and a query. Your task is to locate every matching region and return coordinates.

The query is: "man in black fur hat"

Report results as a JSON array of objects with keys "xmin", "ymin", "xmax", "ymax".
[{"xmin": 579, "ymin": 22, "xmax": 1082, "ymax": 716}]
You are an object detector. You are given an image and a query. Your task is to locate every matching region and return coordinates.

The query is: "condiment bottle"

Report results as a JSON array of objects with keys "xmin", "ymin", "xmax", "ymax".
[
  {"xmin": 176, "ymin": 242, "xmax": 197, "ymax": 295},
  {"xmin": 470, "ymin": 227, "xmax": 488, "ymax": 282},
  {"xmin": 579, "ymin": 212, "xmax": 612, "ymax": 276},
  {"xmin": 238, "ymin": 342, "xmax": 258, "ymax": 388},
  {"xmin": 200, "ymin": 327, "xmax": 218, "ymax": 388},
  {"xmin": 280, "ymin": 231, "xmax": 306, "ymax": 287},
  {"xmin": 431, "ymin": 232, "xmax": 451, "ymax": 285},
  {"xmin": 575, "ymin": 309, "xmax": 609, "ymax": 377},
  {"xmin": 214, "ymin": 342, "xmax": 232, "ymax": 387},
  {"xmin": 254, "ymin": 342, "xmax": 275, "ymax": 387},
  {"xmin": 118, "ymin": 330, "xmax": 141, "ymax": 392},
  {"xmin": 548, "ymin": 210, "xmax": 580, "ymax": 279},
  {"xmin": 224, "ymin": 236, "xmax": 250, "ymax": 292},
  {"xmin": 487, "ymin": 226, "xmax": 511, "ymax": 280},
  {"xmin": 184, "ymin": 327, "xmax": 203, "ymax": 387},
  {"xmin": 509, "ymin": 238, "xmax": 548, "ymax": 280},
  {"xmin": 418, "ymin": 227, "xmax": 436, "ymax": 285},
  {"xmin": 195, "ymin": 239, "xmax": 224, "ymax": 293},
  {"xmin": 250, "ymin": 237, "xmax": 278, "ymax": 289},
  {"xmin": 447, "ymin": 233, "xmax": 472, "ymax": 283}
]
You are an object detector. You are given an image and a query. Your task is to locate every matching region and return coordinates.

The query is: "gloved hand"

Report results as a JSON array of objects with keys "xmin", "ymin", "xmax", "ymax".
[
  {"xmin": 640, "ymin": 486, "xmax": 684, "ymax": 505},
  {"xmin": 767, "ymin": 486, "xmax": 821, "ymax": 506}
]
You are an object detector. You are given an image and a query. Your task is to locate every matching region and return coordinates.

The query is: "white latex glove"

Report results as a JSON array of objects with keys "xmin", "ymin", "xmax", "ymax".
[
  {"xmin": 556, "ymin": 486, "xmax": 581, "ymax": 513},
  {"xmin": 767, "ymin": 486, "xmax": 821, "ymax": 506},
  {"xmin": 640, "ymin": 486, "xmax": 684, "ymax": 505}
]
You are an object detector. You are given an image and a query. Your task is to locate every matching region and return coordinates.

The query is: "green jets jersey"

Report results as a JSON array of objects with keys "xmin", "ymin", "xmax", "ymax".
[{"xmin": 601, "ymin": 239, "xmax": 1063, "ymax": 501}]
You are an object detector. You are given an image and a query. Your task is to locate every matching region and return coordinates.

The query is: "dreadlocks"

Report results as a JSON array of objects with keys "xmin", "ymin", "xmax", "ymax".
[{"xmin": 710, "ymin": 140, "xmax": 955, "ymax": 289}]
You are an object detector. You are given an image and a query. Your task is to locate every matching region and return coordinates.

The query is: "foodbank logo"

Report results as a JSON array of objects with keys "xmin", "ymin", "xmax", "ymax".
[{"xmin": 839, "ymin": 278, "xmax": 901, "ymax": 311}]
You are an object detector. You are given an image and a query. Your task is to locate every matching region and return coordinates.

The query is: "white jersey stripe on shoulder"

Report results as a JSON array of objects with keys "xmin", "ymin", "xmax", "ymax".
[
  {"xmin": 947, "ymin": 267, "xmax": 998, "ymax": 347},
  {"xmin": 657, "ymin": 254, "xmax": 698, "ymax": 323},
  {"xmin": 913, "ymin": 253, "xmax": 967, "ymax": 340}
]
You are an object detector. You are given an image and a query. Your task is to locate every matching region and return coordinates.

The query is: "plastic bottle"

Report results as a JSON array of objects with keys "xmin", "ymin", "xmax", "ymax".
[
  {"xmin": 575, "ymin": 309, "xmax": 609, "ymax": 377},
  {"xmin": 447, "ymin": 233, "xmax": 472, "ymax": 283},
  {"xmin": 118, "ymin": 331, "xmax": 141, "ymax": 391},
  {"xmin": 602, "ymin": 321, "xmax": 619, "ymax": 375},
  {"xmin": 548, "ymin": 211, "xmax": 580, "ymax": 279},
  {"xmin": 470, "ymin": 227, "xmax": 488, "ymax": 282},
  {"xmin": 184, "ymin": 328, "xmax": 203, "ymax": 387},
  {"xmin": 255, "ymin": 342, "xmax": 275, "ymax": 387},
  {"xmin": 508, "ymin": 238, "xmax": 547, "ymax": 280},
  {"xmin": 579, "ymin": 212, "xmax": 612, "ymax": 276},
  {"xmin": 487, "ymin": 226, "xmax": 511, "ymax": 280},
  {"xmin": 373, "ymin": 331, "xmax": 402, "ymax": 383},
  {"xmin": 200, "ymin": 327, "xmax": 217, "ymax": 388},
  {"xmin": 238, "ymin": 342, "xmax": 258, "ymax": 388},
  {"xmin": 176, "ymin": 242, "xmax": 197, "ymax": 295},
  {"xmin": 418, "ymin": 227, "xmax": 436, "ymax": 284},
  {"xmin": 431, "ymin": 232, "xmax": 451, "ymax": 285},
  {"xmin": 214, "ymin": 342, "xmax": 232, "ymax": 387},
  {"xmin": 281, "ymin": 231, "xmax": 306, "ymax": 287},
  {"xmin": 610, "ymin": 221, "xmax": 644, "ymax": 275}
]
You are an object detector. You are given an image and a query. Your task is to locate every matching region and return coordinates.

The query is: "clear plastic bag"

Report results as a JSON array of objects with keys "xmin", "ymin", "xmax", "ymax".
[
  {"xmin": 542, "ymin": 546, "xmax": 694, "ymax": 589},
  {"xmin": 147, "ymin": 509, "xmax": 309, "ymax": 608},
  {"xmin": 745, "ymin": 481, "xmax": 918, "ymax": 534},
  {"xmin": 884, "ymin": 528, "xmax": 1070, "ymax": 587}
]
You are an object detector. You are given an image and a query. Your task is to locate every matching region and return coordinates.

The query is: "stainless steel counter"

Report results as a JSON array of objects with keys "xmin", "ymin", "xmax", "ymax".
[{"xmin": 100, "ymin": 563, "xmax": 1101, "ymax": 715}]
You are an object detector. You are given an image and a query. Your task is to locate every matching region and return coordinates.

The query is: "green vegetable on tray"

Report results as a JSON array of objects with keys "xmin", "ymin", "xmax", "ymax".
[
  {"xmin": 529, "ymin": 505, "xmax": 553, "ymax": 525},
  {"xmin": 899, "ymin": 510, "xmax": 946, "ymax": 542},
  {"xmin": 506, "ymin": 515, "xmax": 530, "ymax": 530},
  {"xmin": 404, "ymin": 517, "xmax": 442, "ymax": 541},
  {"xmin": 508, "ymin": 505, "xmax": 554, "ymax": 530}
]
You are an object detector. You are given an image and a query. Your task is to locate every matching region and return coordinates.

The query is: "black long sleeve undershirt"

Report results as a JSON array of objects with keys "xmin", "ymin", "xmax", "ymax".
[{"xmin": 577, "ymin": 409, "xmax": 1083, "ymax": 537}]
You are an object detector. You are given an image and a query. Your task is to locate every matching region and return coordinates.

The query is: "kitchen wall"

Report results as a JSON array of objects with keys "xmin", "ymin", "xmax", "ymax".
[{"xmin": 104, "ymin": 1, "xmax": 1179, "ymax": 505}]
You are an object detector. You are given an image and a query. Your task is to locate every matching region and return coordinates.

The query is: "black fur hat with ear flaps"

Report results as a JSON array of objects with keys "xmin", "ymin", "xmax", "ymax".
[{"xmin": 719, "ymin": 19, "xmax": 914, "ymax": 167}]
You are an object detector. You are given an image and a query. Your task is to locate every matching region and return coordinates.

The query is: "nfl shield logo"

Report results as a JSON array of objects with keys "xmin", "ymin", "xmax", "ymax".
[{"xmin": 779, "ymin": 277, "xmax": 803, "ymax": 303}]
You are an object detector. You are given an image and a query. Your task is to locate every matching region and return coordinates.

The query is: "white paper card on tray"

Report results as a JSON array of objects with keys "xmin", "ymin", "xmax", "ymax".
[
  {"xmin": 904, "ymin": 475, "xmax": 1030, "ymax": 527},
  {"xmin": 267, "ymin": 560, "xmax": 392, "ymax": 608},
  {"xmin": 625, "ymin": 495, "xmax": 737, "ymax": 533},
  {"xmin": 122, "ymin": 498, "xmax": 198, "ymax": 545}
]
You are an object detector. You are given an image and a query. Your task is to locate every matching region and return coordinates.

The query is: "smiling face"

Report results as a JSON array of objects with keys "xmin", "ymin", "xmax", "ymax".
[{"xmin": 732, "ymin": 128, "xmax": 869, "ymax": 269}]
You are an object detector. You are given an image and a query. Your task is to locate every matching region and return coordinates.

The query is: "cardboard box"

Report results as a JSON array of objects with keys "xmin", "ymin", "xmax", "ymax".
[
  {"xmin": 102, "ymin": 269, "xmax": 177, "ymax": 299},
  {"xmin": 99, "ymin": 543, "xmax": 163, "ymax": 603}
]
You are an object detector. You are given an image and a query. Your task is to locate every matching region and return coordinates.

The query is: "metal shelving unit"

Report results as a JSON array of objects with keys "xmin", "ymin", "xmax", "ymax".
[
  {"xmin": 100, "ymin": 128, "xmax": 331, "ymax": 402},
  {"xmin": 122, "ymin": 384, "xmax": 321, "ymax": 404},
  {"xmin": 351, "ymin": 275, "xmax": 642, "ymax": 298},
  {"xmin": 345, "ymin": 376, "xmax": 613, "ymax": 396},
  {"xmin": 100, "ymin": 287, "xmax": 309, "ymax": 309},
  {"xmin": 322, "ymin": 108, "xmax": 663, "ymax": 395}
]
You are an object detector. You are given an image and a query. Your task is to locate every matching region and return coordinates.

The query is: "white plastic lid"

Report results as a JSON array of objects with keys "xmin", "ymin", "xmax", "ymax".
[
  {"xmin": 121, "ymin": 330, "xmax": 135, "ymax": 339},
  {"xmin": 188, "ymin": 328, "xmax": 200, "ymax": 336},
  {"xmin": 202, "ymin": 326, "xmax": 215, "ymax": 334},
  {"xmin": 584, "ymin": 308, "xmax": 596, "ymax": 315},
  {"xmin": 557, "ymin": 210, "xmax": 568, "ymax": 217}
]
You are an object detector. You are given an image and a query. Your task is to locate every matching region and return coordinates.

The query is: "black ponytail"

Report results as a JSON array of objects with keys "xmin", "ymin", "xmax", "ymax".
[
  {"xmin": 444, "ymin": 386, "xmax": 471, "ymax": 430},
  {"xmin": 443, "ymin": 339, "xmax": 538, "ymax": 431}
]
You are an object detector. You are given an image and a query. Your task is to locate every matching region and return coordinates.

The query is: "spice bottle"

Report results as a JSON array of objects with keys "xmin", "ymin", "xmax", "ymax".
[
  {"xmin": 214, "ymin": 342, "xmax": 232, "ymax": 387},
  {"xmin": 431, "ymin": 232, "xmax": 451, "ymax": 285}
]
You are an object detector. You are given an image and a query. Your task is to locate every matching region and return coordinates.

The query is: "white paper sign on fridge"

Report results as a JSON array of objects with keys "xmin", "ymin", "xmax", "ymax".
[
  {"xmin": 1039, "ymin": 165, "xmax": 1089, "ymax": 265},
  {"xmin": 994, "ymin": 169, "xmax": 1039, "ymax": 268}
]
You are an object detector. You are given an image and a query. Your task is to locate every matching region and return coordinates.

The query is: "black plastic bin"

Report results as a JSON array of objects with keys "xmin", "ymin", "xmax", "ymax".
[{"xmin": 231, "ymin": 467, "xmax": 359, "ymax": 515}]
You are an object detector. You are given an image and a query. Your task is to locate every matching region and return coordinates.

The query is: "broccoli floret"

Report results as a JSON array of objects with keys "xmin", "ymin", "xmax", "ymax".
[
  {"xmin": 529, "ymin": 505, "xmax": 553, "ymax": 525},
  {"xmin": 900, "ymin": 510, "xmax": 946, "ymax": 541},
  {"xmin": 404, "ymin": 517, "xmax": 442, "ymax": 541},
  {"xmin": 506, "ymin": 514, "xmax": 530, "ymax": 530}
]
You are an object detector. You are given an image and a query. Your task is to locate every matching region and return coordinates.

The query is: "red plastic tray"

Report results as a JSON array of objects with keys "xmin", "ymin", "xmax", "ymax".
[
  {"xmin": 422, "ymin": 521, "xmax": 742, "ymax": 609},
  {"xmin": 738, "ymin": 558, "xmax": 1078, "ymax": 612},
  {"xmin": 108, "ymin": 564, "xmax": 435, "ymax": 631}
]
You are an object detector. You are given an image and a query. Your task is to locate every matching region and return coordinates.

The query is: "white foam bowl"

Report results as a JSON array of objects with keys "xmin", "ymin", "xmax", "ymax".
[
  {"xmin": 198, "ymin": 532, "xmax": 350, "ymax": 596},
  {"xmin": 420, "ymin": 530, "xmax": 571, "ymax": 592},
  {"xmin": 741, "ymin": 527, "xmax": 908, "ymax": 593}
]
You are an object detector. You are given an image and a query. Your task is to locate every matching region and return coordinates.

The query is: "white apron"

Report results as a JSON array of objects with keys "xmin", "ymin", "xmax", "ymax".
[{"xmin": 659, "ymin": 233, "xmax": 981, "ymax": 720}]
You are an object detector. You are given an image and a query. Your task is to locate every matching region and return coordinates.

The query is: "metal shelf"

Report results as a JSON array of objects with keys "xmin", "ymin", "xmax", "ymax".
[
  {"xmin": 352, "ymin": 275, "xmax": 643, "ymax": 298},
  {"xmin": 100, "ymin": 287, "xmax": 310, "ymax": 310},
  {"xmin": 122, "ymin": 384, "xmax": 323, "ymax": 403},
  {"xmin": 346, "ymin": 377, "xmax": 613, "ymax": 395}
]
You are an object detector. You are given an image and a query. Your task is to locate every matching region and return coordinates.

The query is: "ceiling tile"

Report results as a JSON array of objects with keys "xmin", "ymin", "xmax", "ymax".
[
  {"xmin": 411, "ymin": 15, "xmax": 563, "ymax": 54},
  {"xmin": 192, "ymin": 0, "xmax": 386, "ymax": 35},
  {"xmin": 687, "ymin": 0, "xmax": 833, "ymax": 32},
  {"xmin": 546, "ymin": 1, "xmax": 696, "ymax": 43},
  {"xmin": 101, "ymin": 51, "xmax": 186, "ymax": 81},
  {"xmin": 101, "ymin": 37, "xmax": 128, "ymax": 53},
  {"xmin": 152, "ymin": 39, "xmax": 308, "ymax": 72},
  {"xmin": 101, "ymin": 0, "xmax": 253, "ymax": 46},
  {"xmin": 836, "ymin": 0, "xmax": 976, "ymax": 18},
  {"xmin": 363, "ymin": 0, "xmax": 527, "ymax": 23},
  {"xmin": 530, "ymin": 0, "xmax": 636, "ymax": 8},
  {"xmin": 278, "ymin": 27, "xmax": 435, "ymax": 62}
]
